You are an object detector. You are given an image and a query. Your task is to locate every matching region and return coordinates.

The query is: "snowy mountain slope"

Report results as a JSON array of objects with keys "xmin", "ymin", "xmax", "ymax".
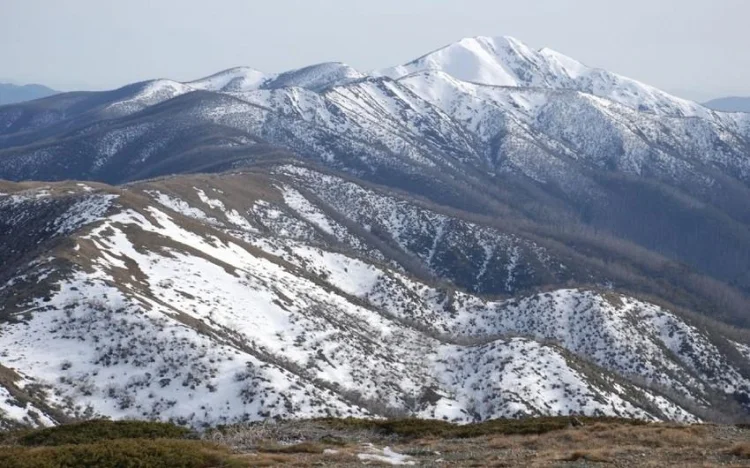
[
  {"xmin": 396, "ymin": 70, "xmax": 750, "ymax": 183},
  {"xmin": 188, "ymin": 62, "xmax": 363, "ymax": 93},
  {"xmin": 4, "ymin": 66, "xmax": 747, "ymax": 217},
  {"xmin": 0, "ymin": 80, "xmax": 195, "ymax": 152},
  {"xmin": 1, "ymin": 169, "xmax": 748, "ymax": 429},
  {"xmin": 2, "ymin": 97, "xmax": 750, "ymax": 313},
  {"xmin": 0, "ymin": 64, "xmax": 359, "ymax": 146},
  {"xmin": 187, "ymin": 67, "xmax": 268, "ymax": 92},
  {"xmin": 0, "ymin": 77, "xmax": 489, "ymax": 195},
  {"xmin": 268, "ymin": 164, "xmax": 566, "ymax": 293},
  {"xmin": 263, "ymin": 62, "xmax": 366, "ymax": 91}
]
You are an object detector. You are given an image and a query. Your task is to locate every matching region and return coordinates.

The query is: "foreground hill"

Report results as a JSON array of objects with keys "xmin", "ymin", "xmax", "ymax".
[{"xmin": 0, "ymin": 163, "xmax": 748, "ymax": 428}]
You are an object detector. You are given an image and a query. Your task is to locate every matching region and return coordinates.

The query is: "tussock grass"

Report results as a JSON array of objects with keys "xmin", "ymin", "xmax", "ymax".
[{"xmin": 729, "ymin": 442, "xmax": 750, "ymax": 459}]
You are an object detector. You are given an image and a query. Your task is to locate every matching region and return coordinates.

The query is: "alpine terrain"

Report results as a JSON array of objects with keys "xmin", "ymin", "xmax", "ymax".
[{"xmin": 0, "ymin": 36, "xmax": 749, "ymax": 430}]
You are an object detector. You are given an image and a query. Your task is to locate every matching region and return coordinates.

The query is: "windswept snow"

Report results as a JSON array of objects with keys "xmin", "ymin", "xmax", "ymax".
[
  {"xmin": 358, "ymin": 445, "xmax": 415, "ymax": 465},
  {"xmin": 188, "ymin": 67, "xmax": 268, "ymax": 92}
]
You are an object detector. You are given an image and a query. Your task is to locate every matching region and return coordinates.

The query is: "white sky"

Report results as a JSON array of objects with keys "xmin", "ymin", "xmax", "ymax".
[{"xmin": 1, "ymin": 0, "xmax": 747, "ymax": 101}]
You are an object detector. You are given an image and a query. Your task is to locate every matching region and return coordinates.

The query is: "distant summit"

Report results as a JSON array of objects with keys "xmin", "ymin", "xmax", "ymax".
[{"xmin": 0, "ymin": 82, "xmax": 58, "ymax": 105}]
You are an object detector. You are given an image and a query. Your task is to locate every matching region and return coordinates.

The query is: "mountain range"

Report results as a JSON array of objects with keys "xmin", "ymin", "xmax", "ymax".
[
  {"xmin": 0, "ymin": 35, "xmax": 749, "ymax": 429},
  {"xmin": 703, "ymin": 96, "xmax": 750, "ymax": 113}
]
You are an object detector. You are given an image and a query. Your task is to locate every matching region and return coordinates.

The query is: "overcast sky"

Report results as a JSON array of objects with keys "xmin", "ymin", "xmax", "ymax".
[{"xmin": 1, "ymin": 0, "xmax": 747, "ymax": 101}]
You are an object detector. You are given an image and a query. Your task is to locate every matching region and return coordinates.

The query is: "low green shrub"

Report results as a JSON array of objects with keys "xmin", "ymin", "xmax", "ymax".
[
  {"xmin": 0, "ymin": 439, "xmax": 245, "ymax": 468},
  {"xmin": 314, "ymin": 416, "xmax": 646, "ymax": 439}
]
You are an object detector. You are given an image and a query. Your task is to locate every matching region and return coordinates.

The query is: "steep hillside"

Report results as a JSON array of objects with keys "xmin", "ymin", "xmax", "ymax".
[{"xmin": 0, "ymin": 166, "xmax": 748, "ymax": 429}]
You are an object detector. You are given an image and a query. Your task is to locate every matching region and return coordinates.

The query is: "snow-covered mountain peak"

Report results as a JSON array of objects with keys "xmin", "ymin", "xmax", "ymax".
[
  {"xmin": 263, "ymin": 62, "xmax": 366, "ymax": 91},
  {"xmin": 377, "ymin": 35, "xmax": 542, "ymax": 88},
  {"xmin": 378, "ymin": 34, "xmax": 715, "ymax": 118},
  {"xmin": 375, "ymin": 34, "xmax": 563, "ymax": 83}
]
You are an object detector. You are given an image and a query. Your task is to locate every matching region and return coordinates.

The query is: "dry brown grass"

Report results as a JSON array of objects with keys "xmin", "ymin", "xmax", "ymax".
[{"xmin": 402, "ymin": 423, "xmax": 750, "ymax": 467}]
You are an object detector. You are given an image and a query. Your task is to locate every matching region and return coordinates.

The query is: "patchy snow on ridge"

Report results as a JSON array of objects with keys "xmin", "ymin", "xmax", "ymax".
[
  {"xmin": 281, "ymin": 186, "xmax": 337, "ymax": 236},
  {"xmin": 0, "ymin": 176, "xmax": 747, "ymax": 428},
  {"xmin": 146, "ymin": 190, "xmax": 221, "ymax": 225}
]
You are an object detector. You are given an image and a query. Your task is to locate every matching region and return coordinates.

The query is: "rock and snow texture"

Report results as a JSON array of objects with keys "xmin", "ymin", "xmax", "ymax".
[{"xmin": 0, "ymin": 175, "xmax": 747, "ymax": 428}]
